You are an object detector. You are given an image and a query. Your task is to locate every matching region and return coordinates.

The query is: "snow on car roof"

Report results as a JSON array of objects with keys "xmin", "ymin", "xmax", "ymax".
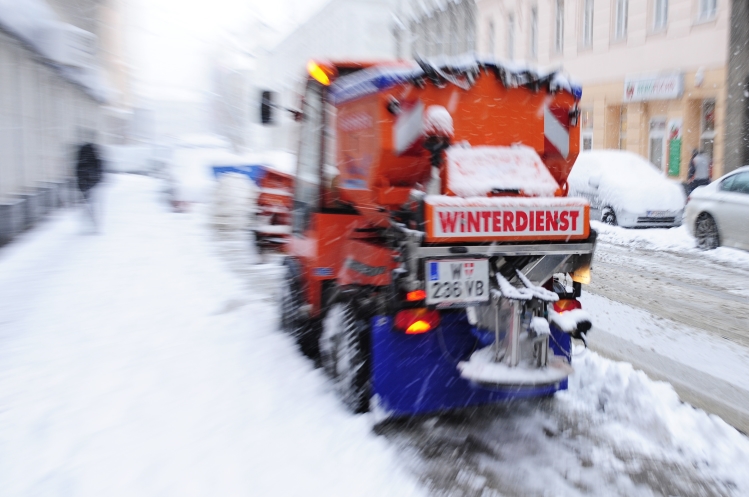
[
  {"xmin": 330, "ymin": 53, "xmax": 582, "ymax": 105},
  {"xmin": 569, "ymin": 150, "xmax": 685, "ymax": 212}
]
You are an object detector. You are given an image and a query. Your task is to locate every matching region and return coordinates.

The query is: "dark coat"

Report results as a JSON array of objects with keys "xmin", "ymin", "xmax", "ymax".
[{"xmin": 76, "ymin": 143, "xmax": 103, "ymax": 192}]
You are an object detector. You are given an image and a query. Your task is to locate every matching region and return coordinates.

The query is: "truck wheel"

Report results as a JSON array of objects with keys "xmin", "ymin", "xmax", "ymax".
[
  {"xmin": 320, "ymin": 302, "xmax": 371, "ymax": 413},
  {"xmin": 280, "ymin": 261, "xmax": 320, "ymax": 359},
  {"xmin": 601, "ymin": 207, "xmax": 617, "ymax": 226},
  {"xmin": 695, "ymin": 213, "xmax": 720, "ymax": 250}
]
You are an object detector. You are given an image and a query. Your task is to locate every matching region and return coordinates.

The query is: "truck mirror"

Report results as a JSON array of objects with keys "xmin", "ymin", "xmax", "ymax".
[{"xmin": 261, "ymin": 90, "xmax": 275, "ymax": 124}]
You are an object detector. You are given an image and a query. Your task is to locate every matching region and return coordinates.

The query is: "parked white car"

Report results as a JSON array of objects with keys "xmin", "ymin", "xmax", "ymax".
[
  {"xmin": 684, "ymin": 166, "xmax": 749, "ymax": 250},
  {"xmin": 568, "ymin": 150, "xmax": 686, "ymax": 227}
]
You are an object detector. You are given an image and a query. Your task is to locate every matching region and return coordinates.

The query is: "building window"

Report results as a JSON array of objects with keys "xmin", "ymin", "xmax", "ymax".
[
  {"xmin": 488, "ymin": 20, "xmax": 495, "ymax": 56},
  {"xmin": 555, "ymin": 0, "xmax": 564, "ymax": 53},
  {"xmin": 619, "ymin": 106, "xmax": 628, "ymax": 149},
  {"xmin": 581, "ymin": 108, "xmax": 594, "ymax": 150},
  {"xmin": 649, "ymin": 117, "xmax": 666, "ymax": 170},
  {"xmin": 530, "ymin": 6, "xmax": 538, "ymax": 59},
  {"xmin": 435, "ymin": 14, "xmax": 444, "ymax": 56},
  {"xmin": 614, "ymin": 0, "xmax": 628, "ymax": 40},
  {"xmin": 507, "ymin": 14, "xmax": 515, "ymax": 59},
  {"xmin": 394, "ymin": 27, "xmax": 402, "ymax": 59},
  {"xmin": 698, "ymin": 0, "xmax": 717, "ymax": 20},
  {"xmin": 466, "ymin": 7, "xmax": 476, "ymax": 52},
  {"xmin": 450, "ymin": 9, "xmax": 458, "ymax": 55},
  {"xmin": 701, "ymin": 99, "xmax": 716, "ymax": 159},
  {"xmin": 582, "ymin": 0, "xmax": 594, "ymax": 48},
  {"xmin": 654, "ymin": 0, "xmax": 668, "ymax": 30}
]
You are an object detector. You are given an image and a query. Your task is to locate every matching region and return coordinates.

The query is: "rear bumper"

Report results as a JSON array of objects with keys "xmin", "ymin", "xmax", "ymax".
[
  {"xmin": 370, "ymin": 311, "xmax": 571, "ymax": 418},
  {"xmin": 616, "ymin": 210, "xmax": 683, "ymax": 228}
]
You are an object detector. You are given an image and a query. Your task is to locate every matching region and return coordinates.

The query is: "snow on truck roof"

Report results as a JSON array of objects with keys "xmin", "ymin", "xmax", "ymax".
[
  {"xmin": 330, "ymin": 53, "xmax": 582, "ymax": 105},
  {"xmin": 446, "ymin": 145, "xmax": 561, "ymax": 198}
]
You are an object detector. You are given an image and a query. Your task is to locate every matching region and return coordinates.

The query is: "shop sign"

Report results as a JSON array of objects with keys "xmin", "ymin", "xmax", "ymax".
[
  {"xmin": 667, "ymin": 119, "xmax": 683, "ymax": 177},
  {"xmin": 624, "ymin": 73, "xmax": 684, "ymax": 102}
]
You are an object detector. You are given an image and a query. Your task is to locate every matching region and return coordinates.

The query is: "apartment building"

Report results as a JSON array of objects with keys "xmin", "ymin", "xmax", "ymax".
[
  {"xmin": 392, "ymin": 0, "xmax": 478, "ymax": 59},
  {"xmin": 0, "ymin": 0, "xmax": 123, "ymax": 244},
  {"xmin": 251, "ymin": 0, "xmax": 400, "ymax": 153},
  {"xmin": 475, "ymin": 0, "xmax": 730, "ymax": 179}
]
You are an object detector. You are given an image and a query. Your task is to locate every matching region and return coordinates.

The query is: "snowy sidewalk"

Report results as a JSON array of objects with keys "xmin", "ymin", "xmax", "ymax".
[
  {"xmin": 0, "ymin": 175, "xmax": 422, "ymax": 497},
  {"xmin": 582, "ymin": 226, "xmax": 749, "ymax": 433}
]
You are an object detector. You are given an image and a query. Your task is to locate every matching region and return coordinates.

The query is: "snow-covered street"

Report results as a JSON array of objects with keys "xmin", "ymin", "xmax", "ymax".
[
  {"xmin": 0, "ymin": 175, "xmax": 422, "ymax": 497},
  {"xmin": 1, "ymin": 174, "xmax": 749, "ymax": 497}
]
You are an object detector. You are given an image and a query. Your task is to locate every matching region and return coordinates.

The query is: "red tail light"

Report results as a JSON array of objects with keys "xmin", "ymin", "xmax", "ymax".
[
  {"xmin": 394, "ymin": 308, "xmax": 440, "ymax": 334},
  {"xmin": 553, "ymin": 299, "xmax": 582, "ymax": 313},
  {"xmin": 406, "ymin": 289, "xmax": 427, "ymax": 302}
]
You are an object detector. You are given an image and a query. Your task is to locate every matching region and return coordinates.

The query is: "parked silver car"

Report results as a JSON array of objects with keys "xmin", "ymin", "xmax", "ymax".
[
  {"xmin": 684, "ymin": 166, "xmax": 749, "ymax": 250},
  {"xmin": 568, "ymin": 150, "xmax": 685, "ymax": 227}
]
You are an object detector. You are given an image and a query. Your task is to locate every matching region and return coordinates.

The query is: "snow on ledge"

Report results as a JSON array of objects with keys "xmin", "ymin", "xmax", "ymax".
[
  {"xmin": 458, "ymin": 346, "xmax": 573, "ymax": 386},
  {"xmin": 446, "ymin": 145, "xmax": 561, "ymax": 198}
]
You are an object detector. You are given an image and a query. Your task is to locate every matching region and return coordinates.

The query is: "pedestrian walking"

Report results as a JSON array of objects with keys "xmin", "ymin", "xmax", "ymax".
[
  {"xmin": 687, "ymin": 149, "xmax": 711, "ymax": 195},
  {"xmin": 75, "ymin": 135, "xmax": 103, "ymax": 231}
]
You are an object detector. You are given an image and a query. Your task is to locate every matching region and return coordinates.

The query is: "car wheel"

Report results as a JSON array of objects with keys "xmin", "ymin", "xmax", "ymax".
[
  {"xmin": 695, "ymin": 214, "xmax": 720, "ymax": 250},
  {"xmin": 320, "ymin": 302, "xmax": 371, "ymax": 413},
  {"xmin": 601, "ymin": 207, "xmax": 618, "ymax": 226},
  {"xmin": 280, "ymin": 260, "xmax": 320, "ymax": 359}
]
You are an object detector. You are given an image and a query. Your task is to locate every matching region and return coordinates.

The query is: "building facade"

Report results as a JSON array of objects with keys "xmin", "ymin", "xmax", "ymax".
[
  {"xmin": 474, "ymin": 0, "xmax": 730, "ymax": 179},
  {"xmin": 393, "ymin": 0, "xmax": 479, "ymax": 59},
  {"xmin": 251, "ymin": 0, "xmax": 401, "ymax": 153},
  {"xmin": 0, "ymin": 0, "xmax": 124, "ymax": 244}
]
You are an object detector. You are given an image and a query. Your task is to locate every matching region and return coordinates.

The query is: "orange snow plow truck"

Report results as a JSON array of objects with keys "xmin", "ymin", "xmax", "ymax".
[{"xmin": 262, "ymin": 56, "xmax": 596, "ymax": 416}]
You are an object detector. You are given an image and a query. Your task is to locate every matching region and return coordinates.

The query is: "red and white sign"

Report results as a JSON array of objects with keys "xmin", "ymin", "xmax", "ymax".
[
  {"xmin": 424, "ymin": 197, "xmax": 590, "ymax": 242},
  {"xmin": 433, "ymin": 206, "xmax": 584, "ymax": 236},
  {"xmin": 544, "ymin": 105, "xmax": 570, "ymax": 159}
]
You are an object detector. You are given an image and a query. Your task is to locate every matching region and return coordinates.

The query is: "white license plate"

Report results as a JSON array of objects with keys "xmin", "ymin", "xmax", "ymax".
[
  {"xmin": 426, "ymin": 259, "xmax": 490, "ymax": 307},
  {"xmin": 647, "ymin": 210, "xmax": 669, "ymax": 217}
]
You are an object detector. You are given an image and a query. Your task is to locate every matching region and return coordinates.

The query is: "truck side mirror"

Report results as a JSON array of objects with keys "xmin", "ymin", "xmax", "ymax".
[
  {"xmin": 260, "ymin": 90, "xmax": 276, "ymax": 125},
  {"xmin": 588, "ymin": 175, "xmax": 601, "ymax": 188}
]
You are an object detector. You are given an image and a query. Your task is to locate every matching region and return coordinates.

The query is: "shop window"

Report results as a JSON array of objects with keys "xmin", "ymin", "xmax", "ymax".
[
  {"xmin": 700, "ymin": 99, "xmax": 716, "ymax": 160},
  {"xmin": 649, "ymin": 117, "xmax": 666, "ymax": 170},
  {"xmin": 614, "ymin": 0, "xmax": 628, "ymax": 41},
  {"xmin": 619, "ymin": 106, "xmax": 627, "ymax": 150},
  {"xmin": 581, "ymin": 108, "xmax": 594, "ymax": 150}
]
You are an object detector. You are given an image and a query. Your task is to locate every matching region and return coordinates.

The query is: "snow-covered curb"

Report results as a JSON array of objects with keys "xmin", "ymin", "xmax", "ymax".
[{"xmin": 592, "ymin": 221, "xmax": 749, "ymax": 270}]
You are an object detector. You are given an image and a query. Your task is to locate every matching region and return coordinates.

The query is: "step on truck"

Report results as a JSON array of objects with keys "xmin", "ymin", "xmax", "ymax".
[{"xmin": 262, "ymin": 55, "xmax": 596, "ymax": 417}]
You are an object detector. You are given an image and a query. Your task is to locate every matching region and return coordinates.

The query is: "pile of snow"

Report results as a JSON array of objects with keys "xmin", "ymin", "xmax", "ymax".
[
  {"xmin": 211, "ymin": 173, "xmax": 259, "ymax": 232},
  {"xmin": 568, "ymin": 150, "xmax": 685, "ymax": 212},
  {"xmin": 0, "ymin": 0, "xmax": 112, "ymax": 102},
  {"xmin": 560, "ymin": 350, "xmax": 749, "ymax": 495},
  {"xmin": 446, "ymin": 145, "xmax": 560, "ymax": 197},
  {"xmin": 593, "ymin": 221, "xmax": 749, "ymax": 270},
  {"xmin": 0, "ymin": 0, "xmax": 57, "ymax": 56}
]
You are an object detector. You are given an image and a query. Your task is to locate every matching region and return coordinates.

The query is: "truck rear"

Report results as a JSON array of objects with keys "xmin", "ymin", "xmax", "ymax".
[{"xmin": 268, "ymin": 56, "xmax": 596, "ymax": 416}]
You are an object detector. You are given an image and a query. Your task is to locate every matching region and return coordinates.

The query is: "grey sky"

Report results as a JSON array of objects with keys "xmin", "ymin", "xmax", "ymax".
[{"xmin": 127, "ymin": 0, "xmax": 330, "ymax": 99}]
